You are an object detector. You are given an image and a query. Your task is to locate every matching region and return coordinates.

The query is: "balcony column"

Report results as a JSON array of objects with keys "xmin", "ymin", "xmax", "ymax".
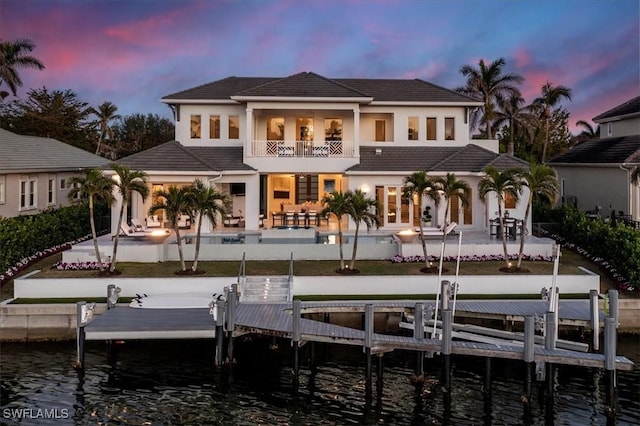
[
  {"xmin": 245, "ymin": 107, "xmax": 253, "ymax": 157},
  {"xmin": 353, "ymin": 106, "xmax": 360, "ymax": 158}
]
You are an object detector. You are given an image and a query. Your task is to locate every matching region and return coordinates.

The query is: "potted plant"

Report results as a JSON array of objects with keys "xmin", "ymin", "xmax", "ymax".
[{"xmin": 422, "ymin": 206, "xmax": 432, "ymax": 226}]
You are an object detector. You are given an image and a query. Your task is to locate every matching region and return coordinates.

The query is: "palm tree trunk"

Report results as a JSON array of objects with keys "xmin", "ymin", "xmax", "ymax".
[
  {"xmin": 349, "ymin": 222, "xmax": 360, "ymax": 269},
  {"xmin": 110, "ymin": 203, "xmax": 126, "ymax": 273},
  {"xmin": 337, "ymin": 218, "xmax": 345, "ymax": 270},
  {"xmin": 193, "ymin": 216, "xmax": 202, "ymax": 272},
  {"xmin": 542, "ymin": 110, "xmax": 550, "ymax": 163},
  {"xmin": 175, "ymin": 227, "xmax": 185, "ymax": 271},
  {"xmin": 418, "ymin": 217, "xmax": 429, "ymax": 270},
  {"xmin": 498, "ymin": 205, "xmax": 510, "ymax": 269},
  {"xmin": 516, "ymin": 196, "xmax": 532, "ymax": 268},
  {"xmin": 88, "ymin": 196, "xmax": 104, "ymax": 273},
  {"xmin": 95, "ymin": 132, "xmax": 103, "ymax": 156},
  {"xmin": 508, "ymin": 126, "xmax": 515, "ymax": 156}
]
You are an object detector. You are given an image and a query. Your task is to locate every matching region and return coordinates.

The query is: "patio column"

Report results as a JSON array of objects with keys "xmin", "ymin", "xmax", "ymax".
[
  {"xmin": 110, "ymin": 185, "xmax": 123, "ymax": 236},
  {"xmin": 245, "ymin": 107, "xmax": 253, "ymax": 157},
  {"xmin": 244, "ymin": 175, "xmax": 260, "ymax": 230},
  {"xmin": 353, "ymin": 106, "xmax": 360, "ymax": 158}
]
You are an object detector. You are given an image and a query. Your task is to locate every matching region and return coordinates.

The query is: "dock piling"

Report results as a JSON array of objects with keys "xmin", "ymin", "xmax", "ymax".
[
  {"xmin": 215, "ymin": 297, "xmax": 225, "ymax": 367},
  {"xmin": 74, "ymin": 301, "xmax": 87, "ymax": 370},
  {"xmin": 604, "ymin": 316, "xmax": 618, "ymax": 416},
  {"xmin": 413, "ymin": 303, "xmax": 425, "ymax": 379},
  {"xmin": 107, "ymin": 285, "xmax": 116, "ymax": 310},
  {"xmin": 364, "ymin": 304, "xmax": 374, "ymax": 398},
  {"xmin": 441, "ymin": 309, "xmax": 452, "ymax": 393},
  {"xmin": 292, "ymin": 299, "xmax": 301, "ymax": 380},
  {"xmin": 523, "ymin": 316, "xmax": 535, "ymax": 402},
  {"xmin": 226, "ymin": 287, "xmax": 237, "ymax": 364},
  {"xmin": 608, "ymin": 289, "xmax": 618, "ymax": 328},
  {"xmin": 589, "ymin": 289, "xmax": 600, "ymax": 351}
]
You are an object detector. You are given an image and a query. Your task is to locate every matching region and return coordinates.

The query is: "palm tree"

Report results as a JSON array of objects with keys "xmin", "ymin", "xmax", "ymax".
[
  {"xmin": 494, "ymin": 93, "xmax": 529, "ymax": 155},
  {"xmin": 0, "ymin": 38, "xmax": 45, "ymax": 100},
  {"xmin": 515, "ymin": 163, "xmax": 558, "ymax": 268},
  {"xmin": 478, "ymin": 166, "xmax": 523, "ymax": 269},
  {"xmin": 150, "ymin": 185, "xmax": 192, "ymax": 272},
  {"xmin": 321, "ymin": 191, "xmax": 351, "ymax": 271},
  {"xmin": 110, "ymin": 165, "xmax": 149, "ymax": 273},
  {"xmin": 575, "ymin": 120, "xmax": 599, "ymax": 140},
  {"xmin": 434, "ymin": 173, "xmax": 471, "ymax": 230},
  {"xmin": 533, "ymin": 82, "xmax": 572, "ymax": 163},
  {"xmin": 67, "ymin": 168, "xmax": 114, "ymax": 273},
  {"xmin": 92, "ymin": 101, "xmax": 120, "ymax": 156},
  {"xmin": 189, "ymin": 179, "xmax": 230, "ymax": 272},
  {"xmin": 346, "ymin": 189, "xmax": 381, "ymax": 271},
  {"xmin": 457, "ymin": 57, "xmax": 524, "ymax": 139},
  {"xmin": 402, "ymin": 171, "xmax": 439, "ymax": 271}
]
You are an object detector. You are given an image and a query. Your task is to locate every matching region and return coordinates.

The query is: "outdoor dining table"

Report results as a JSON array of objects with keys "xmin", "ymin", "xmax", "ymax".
[{"xmin": 491, "ymin": 218, "xmax": 521, "ymax": 240}]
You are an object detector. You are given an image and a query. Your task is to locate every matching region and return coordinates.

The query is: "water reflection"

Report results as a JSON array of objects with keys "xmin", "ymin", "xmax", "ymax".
[{"xmin": 0, "ymin": 337, "xmax": 638, "ymax": 425}]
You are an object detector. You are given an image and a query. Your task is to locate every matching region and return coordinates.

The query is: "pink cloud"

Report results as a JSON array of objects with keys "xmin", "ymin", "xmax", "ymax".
[{"xmin": 512, "ymin": 48, "xmax": 532, "ymax": 68}]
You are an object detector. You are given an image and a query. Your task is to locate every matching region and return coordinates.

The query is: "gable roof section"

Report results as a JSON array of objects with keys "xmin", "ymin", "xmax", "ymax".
[
  {"xmin": 115, "ymin": 141, "xmax": 254, "ymax": 172},
  {"xmin": 347, "ymin": 145, "xmax": 527, "ymax": 173},
  {"xmin": 593, "ymin": 95, "xmax": 640, "ymax": 123},
  {"xmin": 548, "ymin": 135, "xmax": 640, "ymax": 165},
  {"xmin": 162, "ymin": 72, "xmax": 481, "ymax": 104},
  {"xmin": 235, "ymin": 72, "xmax": 370, "ymax": 99},
  {"xmin": 0, "ymin": 128, "xmax": 108, "ymax": 173}
]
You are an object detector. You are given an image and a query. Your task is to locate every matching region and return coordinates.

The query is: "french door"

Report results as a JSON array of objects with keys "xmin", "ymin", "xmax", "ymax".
[{"xmin": 377, "ymin": 186, "xmax": 412, "ymax": 227}]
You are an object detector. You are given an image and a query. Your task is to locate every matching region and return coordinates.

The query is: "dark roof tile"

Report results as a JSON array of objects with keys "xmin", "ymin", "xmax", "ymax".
[
  {"xmin": 236, "ymin": 72, "xmax": 369, "ymax": 98},
  {"xmin": 593, "ymin": 96, "xmax": 640, "ymax": 122},
  {"xmin": 548, "ymin": 135, "xmax": 640, "ymax": 164}
]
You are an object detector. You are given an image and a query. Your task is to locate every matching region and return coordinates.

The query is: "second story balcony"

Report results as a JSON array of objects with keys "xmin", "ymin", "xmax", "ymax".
[{"xmin": 250, "ymin": 139, "xmax": 356, "ymax": 158}]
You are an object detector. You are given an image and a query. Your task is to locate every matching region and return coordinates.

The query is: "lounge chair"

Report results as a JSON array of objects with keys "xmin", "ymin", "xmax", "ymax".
[
  {"xmin": 146, "ymin": 215, "xmax": 161, "ymax": 228},
  {"xmin": 131, "ymin": 218, "xmax": 146, "ymax": 231},
  {"xmin": 119, "ymin": 224, "xmax": 171, "ymax": 240}
]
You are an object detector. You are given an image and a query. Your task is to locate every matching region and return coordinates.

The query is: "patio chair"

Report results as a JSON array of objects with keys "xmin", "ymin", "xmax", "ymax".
[
  {"xmin": 131, "ymin": 218, "xmax": 146, "ymax": 231},
  {"xmin": 177, "ymin": 214, "xmax": 191, "ymax": 229},
  {"xmin": 285, "ymin": 211, "xmax": 296, "ymax": 226}
]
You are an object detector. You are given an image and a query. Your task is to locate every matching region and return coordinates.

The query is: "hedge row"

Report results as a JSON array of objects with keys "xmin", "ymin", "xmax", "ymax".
[
  {"xmin": 0, "ymin": 203, "xmax": 109, "ymax": 277},
  {"xmin": 557, "ymin": 206, "xmax": 640, "ymax": 292}
]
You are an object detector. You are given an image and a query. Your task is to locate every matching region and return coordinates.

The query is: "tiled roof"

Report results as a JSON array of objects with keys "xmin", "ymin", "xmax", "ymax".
[
  {"xmin": 593, "ymin": 96, "xmax": 640, "ymax": 122},
  {"xmin": 163, "ymin": 72, "xmax": 480, "ymax": 104},
  {"xmin": 0, "ymin": 128, "xmax": 108, "ymax": 172},
  {"xmin": 163, "ymin": 77, "xmax": 277, "ymax": 101},
  {"xmin": 548, "ymin": 135, "xmax": 640, "ymax": 164},
  {"xmin": 347, "ymin": 145, "xmax": 528, "ymax": 173},
  {"xmin": 114, "ymin": 141, "xmax": 254, "ymax": 172}
]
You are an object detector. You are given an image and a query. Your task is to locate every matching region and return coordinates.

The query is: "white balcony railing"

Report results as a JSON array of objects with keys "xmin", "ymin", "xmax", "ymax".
[{"xmin": 251, "ymin": 140, "xmax": 354, "ymax": 157}]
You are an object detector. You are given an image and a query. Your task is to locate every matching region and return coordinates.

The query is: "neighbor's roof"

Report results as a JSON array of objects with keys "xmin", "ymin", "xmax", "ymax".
[
  {"xmin": 548, "ymin": 135, "xmax": 640, "ymax": 165},
  {"xmin": 593, "ymin": 95, "xmax": 640, "ymax": 123},
  {"xmin": 346, "ymin": 144, "xmax": 528, "ymax": 173},
  {"xmin": 114, "ymin": 141, "xmax": 255, "ymax": 172},
  {"xmin": 0, "ymin": 128, "xmax": 108, "ymax": 173},
  {"xmin": 163, "ymin": 72, "xmax": 481, "ymax": 104}
]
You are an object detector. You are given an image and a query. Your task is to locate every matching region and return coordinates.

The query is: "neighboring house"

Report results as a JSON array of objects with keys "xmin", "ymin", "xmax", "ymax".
[
  {"xmin": 0, "ymin": 128, "xmax": 108, "ymax": 218},
  {"xmin": 549, "ymin": 95, "xmax": 640, "ymax": 220},
  {"xmin": 113, "ymin": 72, "xmax": 529, "ymax": 232}
]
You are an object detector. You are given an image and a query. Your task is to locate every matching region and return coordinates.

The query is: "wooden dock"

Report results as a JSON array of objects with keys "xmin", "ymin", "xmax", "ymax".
[{"xmin": 82, "ymin": 299, "xmax": 634, "ymax": 371}]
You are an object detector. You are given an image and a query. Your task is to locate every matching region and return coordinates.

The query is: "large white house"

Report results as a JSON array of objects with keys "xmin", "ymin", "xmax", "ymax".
[{"xmin": 113, "ymin": 72, "xmax": 530, "ymax": 234}]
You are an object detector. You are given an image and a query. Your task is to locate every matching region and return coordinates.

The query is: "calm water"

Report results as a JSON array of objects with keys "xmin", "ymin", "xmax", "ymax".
[{"xmin": 1, "ymin": 336, "xmax": 639, "ymax": 425}]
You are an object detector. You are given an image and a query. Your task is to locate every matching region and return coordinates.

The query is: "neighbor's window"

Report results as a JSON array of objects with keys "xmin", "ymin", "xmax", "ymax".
[
  {"xmin": 408, "ymin": 117, "xmax": 418, "ymax": 140},
  {"xmin": 445, "ymin": 117, "xmax": 455, "ymax": 140},
  {"xmin": 375, "ymin": 120, "xmax": 386, "ymax": 142},
  {"xmin": 229, "ymin": 116, "xmax": 239, "ymax": 139},
  {"xmin": 267, "ymin": 117, "xmax": 285, "ymax": 140},
  {"xmin": 190, "ymin": 115, "xmax": 201, "ymax": 138},
  {"xmin": 48, "ymin": 177, "xmax": 56, "ymax": 205},
  {"xmin": 607, "ymin": 122, "xmax": 612, "ymax": 136},
  {"xmin": 209, "ymin": 115, "xmax": 220, "ymax": 139},
  {"xmin": 20, "ymin": 176, "xmax": 37, "ymax": 210},
  {"xmin": 60, "ymin": 178, "xmax": 66, "ymax": 190},
  {"xmin": 0, "ymin": 175, "xmax": 5, "ymax": 204},
  {"xmin": 325, "ymin": 118, "xmax": 342, "ymax": 141},
  {"xmin": 426, "ymin": 117, "xmax": 437, "ymax": 140}
]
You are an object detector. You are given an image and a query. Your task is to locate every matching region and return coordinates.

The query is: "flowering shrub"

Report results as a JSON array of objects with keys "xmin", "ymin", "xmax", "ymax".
[
  {"xmin": 390, "ymin": 253, "xmax": 552, "ymax": 263},
  {"xmin": 0, "ymin": 235, "xmax": 91, "ymax": 284},
  {"xmin": 53, "ymin": 260, "xmax": 111, "ymax": 271}
]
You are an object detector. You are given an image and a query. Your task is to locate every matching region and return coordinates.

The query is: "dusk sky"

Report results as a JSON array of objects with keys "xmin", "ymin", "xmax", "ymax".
[{"xmin": 2, "ymin": 0, "xmax": 638, "ymax": 134}]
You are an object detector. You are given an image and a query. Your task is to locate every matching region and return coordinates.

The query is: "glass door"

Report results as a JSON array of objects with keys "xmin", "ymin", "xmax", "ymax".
[{"xmin": 386, "ymin": 186, "xmax": 411, "ymax": 227}]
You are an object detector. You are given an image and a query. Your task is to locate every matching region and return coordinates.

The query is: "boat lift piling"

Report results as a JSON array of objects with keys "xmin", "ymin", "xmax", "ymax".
[
  {"xmin": 441, "ymin": 309, "xmax": 453, "ymax": 393},
  {"xmin": 413, "ymin": 302, "xmax": 425, "ymax": 380},
  {"xmin": 225, "ymin": 286, "xmax": 237, "ymax": 365},
  {"xmin": 73, "ymin": 301, "xmax": 87, "ymax": 370},
  {"xmin": 364, "ymin": 304, "xmax": 374, "ymax": 399},
  {"xmin": 292, "ymin": 299, "xmax": 301, "ymax": 382},
  {"xmin": 589, "ymin": 289, "xmax": 600, "ymax": 351},
  {"xmin": 522, "ymin": 316, "xmax": 535, "ymax": 403}
]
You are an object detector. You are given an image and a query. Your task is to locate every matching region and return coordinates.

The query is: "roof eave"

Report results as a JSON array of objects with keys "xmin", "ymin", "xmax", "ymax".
[
  {"xmin": 161, "ymin": 99, "xmax": 239, "ymax": 104},
  {"xmin": 370, "ymin": 101, "xmax": 484, "ymax": 107},
  {"xmin": 593, "ymin": 111, "xmax": 640, "ymax": 123}
]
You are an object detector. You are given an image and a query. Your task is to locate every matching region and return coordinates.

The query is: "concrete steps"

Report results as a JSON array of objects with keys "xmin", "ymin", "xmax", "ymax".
[{"xmin": 239, "ymin": 276, "xmax": 291, "ymax": 303}]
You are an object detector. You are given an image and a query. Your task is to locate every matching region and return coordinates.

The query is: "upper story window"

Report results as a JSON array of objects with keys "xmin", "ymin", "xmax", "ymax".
[
  {"xmin": 296, "ymin": 118, "xmax": 314, "ymax": 141},
  {"xmin": 408, "ymin": 117, "xmax": 418, "ymax": 140},
  {"xmin": 426, "ymin": 117, "xmax": 437, "ymax": 140},
  {"xmin": 229, "ymin": 116, "xmax": 239, "ymax": 139},
  {"xmin": 209, "ymin": 115, "xmax": 220, "ymax": 139},
  {"xmin": 267, "ymin": 117, "xmax": 285, "ymax": 140},
  {"xmin": 375, "ymin": 120, "xmax": 386, "ymax": 142},
  {"xmin": 325, "ymin": 119, "xmax": 342, "ymax": 141},
  {"xmin": 48, "ymin": 177, "xmax": 56, "ymax": 205},
  {"xmin": 0, "ymin": 175, "xmax": 5, "ymax": 204},
  {"xmin": 445, "ymin": 117, "xmax": 455, "ymax": 140},
  {"xmin": 190, "ymin": 115, "xmax": 201, "ymax": 138},
  {"xmin": 20, "ymin": 176, "xmax": 37, "ymax": 210},
  {"xmin": 504, "ymin": 192, "xmax": 516, "ymax": 209}
]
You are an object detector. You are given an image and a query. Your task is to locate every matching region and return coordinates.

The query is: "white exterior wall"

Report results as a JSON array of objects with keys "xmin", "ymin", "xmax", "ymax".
[
  {"xmin": 177, "ymin": 104, "xmax": 246, "ymax": 147},
  {"xmin": 607, "ymin": 116, "xmax": 640, "ymax": 137}
]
